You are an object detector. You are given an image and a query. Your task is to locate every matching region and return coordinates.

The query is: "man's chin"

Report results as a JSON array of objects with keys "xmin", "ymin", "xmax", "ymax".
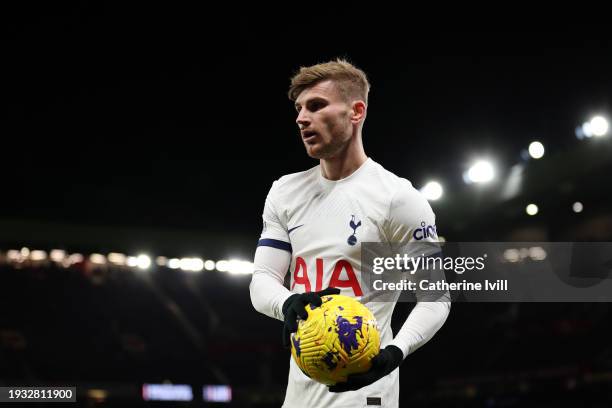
[
  {"xmin": 305, "ymin": 143, "xmax": 342, "ymax": 160},
  {"xmin": 306, "ymin": 151, "xmax": 323, "ymax": 160},
  {"xmin": 305, "ymin": 144, "xmax": 325, "ymax": 159},
  {"xmin": 306, "ymin": 149, "xmax": 334, "ymax": 160}
]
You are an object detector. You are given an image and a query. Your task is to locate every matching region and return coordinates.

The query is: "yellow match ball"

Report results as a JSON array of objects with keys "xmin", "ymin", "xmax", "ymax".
[{"xmin": 290, "ymin": 294, "xmax": 380, "ymax": 385}]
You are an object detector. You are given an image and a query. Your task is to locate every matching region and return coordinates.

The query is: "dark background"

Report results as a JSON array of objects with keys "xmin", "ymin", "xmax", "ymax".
[{"xmin": 1, "ymin": 5, "xmax": 612, "ymax": 407}]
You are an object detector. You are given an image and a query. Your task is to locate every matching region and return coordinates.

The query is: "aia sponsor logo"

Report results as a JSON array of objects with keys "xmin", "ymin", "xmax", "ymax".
[{"xmin": 291, "ymin": 257, "xmax": 363, "ymax": 296}]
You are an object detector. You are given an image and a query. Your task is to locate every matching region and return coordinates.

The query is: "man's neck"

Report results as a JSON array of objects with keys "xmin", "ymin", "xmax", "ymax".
[{"xmin": 320, "ymin": 140, "xmax": 368, "ymax": 181}]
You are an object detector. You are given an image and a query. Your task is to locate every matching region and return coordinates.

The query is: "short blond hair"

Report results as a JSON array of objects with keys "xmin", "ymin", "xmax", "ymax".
[{"xmin": 288, "ymin": 58, "xmax": 370, "ymax": 104}]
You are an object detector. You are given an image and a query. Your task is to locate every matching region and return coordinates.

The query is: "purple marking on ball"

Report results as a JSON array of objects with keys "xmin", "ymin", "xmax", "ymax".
[
  {"xmin": 323, "ymin": 351, "xmax": 338, "ymax": 370},
  {"xmin": 338, "ymin": 306, "xmax": 344, "ymax": 310},
  {"xmin": 292, "ymin": 336, "xmax": 301, "ymax": 357},
  {"xmin": 336, "ymin": 315, "xmax": 363, "ymax": 355}
]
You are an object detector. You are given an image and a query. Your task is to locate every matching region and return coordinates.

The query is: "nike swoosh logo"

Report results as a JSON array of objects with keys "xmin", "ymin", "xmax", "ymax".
[{"xmin": 288, "ymin": 224, "xmax": 304, "ymax": 234}]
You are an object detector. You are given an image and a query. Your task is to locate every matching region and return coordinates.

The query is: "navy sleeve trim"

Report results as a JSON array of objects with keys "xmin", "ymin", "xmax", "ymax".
[{"xmin": 257, "ymin": 238, "xmax": 292, "ymax": 253}]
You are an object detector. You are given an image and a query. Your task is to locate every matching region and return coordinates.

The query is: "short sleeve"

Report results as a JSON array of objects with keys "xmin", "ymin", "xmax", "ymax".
[{"xmin": 385, "ymin": 181, "xmax": 439, "ymax": 244}]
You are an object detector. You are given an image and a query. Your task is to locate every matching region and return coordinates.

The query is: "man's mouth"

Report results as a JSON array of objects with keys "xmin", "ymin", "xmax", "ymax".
[{"xmin": 302, "ymin": 130, "xmax": 318, "ymax": 141}]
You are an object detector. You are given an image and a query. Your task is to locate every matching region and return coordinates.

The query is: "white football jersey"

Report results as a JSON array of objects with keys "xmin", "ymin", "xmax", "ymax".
[{"xmin": 253, "ymin": 158, "xmax": 441, "ymax": 408}]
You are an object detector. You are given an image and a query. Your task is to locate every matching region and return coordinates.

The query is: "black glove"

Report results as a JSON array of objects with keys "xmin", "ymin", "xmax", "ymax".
[
  {"xmin": 282, "ymin": 287, "xmax": 341, "ymax": 348},
  {"xmin": 328, "ymin": 345, "xmax": 404, "ymax": 392}
]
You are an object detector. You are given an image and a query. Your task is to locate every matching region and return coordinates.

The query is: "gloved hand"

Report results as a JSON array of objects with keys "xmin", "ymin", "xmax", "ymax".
[
  {"xmin": 328, "ymin": 345, "xmax": 404, "ymax": 392},
  {"xmin": 282, "ymin": 287, "xmax": 341, "ymax": 348}
]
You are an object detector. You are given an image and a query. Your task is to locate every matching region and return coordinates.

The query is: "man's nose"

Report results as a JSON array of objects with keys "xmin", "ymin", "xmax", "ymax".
[{"xmin": 296, "ymin": 110, "xmax": 310, "ymax": 128}]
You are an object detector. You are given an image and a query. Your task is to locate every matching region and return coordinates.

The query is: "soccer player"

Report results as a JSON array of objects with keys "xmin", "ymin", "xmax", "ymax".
[{"xmin": 249, "ymin": 59, "xmax": 450, "ymax": 407}]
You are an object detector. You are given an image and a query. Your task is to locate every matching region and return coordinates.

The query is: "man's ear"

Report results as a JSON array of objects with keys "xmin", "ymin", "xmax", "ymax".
[{"xmin": 351, "ymin": 100, "xmax": 367, "ymax": 124}]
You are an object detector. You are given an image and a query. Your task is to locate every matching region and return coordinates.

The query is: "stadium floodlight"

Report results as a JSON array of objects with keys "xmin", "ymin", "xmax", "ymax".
[
  {"xmin": 179, "ymin": 258, "xmax": 191, "ymax": 271},
  {"xmin": 503, "ymin": 248, "xmax": 520, "ymax": 263},
  {"xmin": 89, "ymin": 253, "xmax": 106, "ymax": 265},
  {"xmin": 168, "ymin": 258, "xmax": 181, "ymax": 269},
  {"xmin": 179, "ymin": 257, "xmax": 204, "ymax": 272},
  {"xmin": 215, "ymin": 260, "xmax": 229, "ymax": 272},
  {"xmin": 6, "ymin": 250, "xmax": 20, "ymax": 261},
  {"xmin": 572, "ymin": 201, "xmax": 583, "ymax": 213},
  {"xmin": 68, "ymin": 253, "xmax": 84, "ymax": 264},
  {"xmin": 529, "ymin": 246, "xmax": 547, "ymax": 261},
  {"xmin": 30, "ymin": 250, "xmax": 47, "ymax": 261},
  {"xmin": 464, "ymin": 160, "xmax": 495, "ymax": 184},
  {"xmin": 204, "ymin": 260, "xmax": 216, "ymax": 271},
  {"xmin": 191, "ymin": 258, "xmax": 204, "ymax": 271},
  {"xmin": 420, "ymin": 181, "xmax": 443, "ymax": 201},
  {"xmin": 107, "ymin": 252, "xmax": 127, "ymax": 265},
  {"xmin": 59, "ymin": 253, "xmax": 82, "ymax": 269},
  {"xmin": 528, "ymin": 141, "xmax": 545, "ymax": 159},
  {"xmin": 582, "ymin": 121, "xmax": 593, "ymax": 138},
  {"xmin": 575, "ymin": 126, "xmax": 585, "ymax": 140},
  {"xmin": 135, "ymin": 254, "xmax": 151, "ymax": 270},
  {"xmin": 50, "ymin": 249, "xmax": 66, "ymax": 263},
  {"xmin": 526, "ymin": 204, "xmax": 539, "ymax": 216},
  {"xmin": 156, "ymin": 256, "xmax": 168, "ymax": 266},
  {"xmin": 227, "ymin": 259, "xmax": 254, "ymax": 275},
  {"xmin": 590, "ymin": 115, "xmax": 609, "ymax": 137}
]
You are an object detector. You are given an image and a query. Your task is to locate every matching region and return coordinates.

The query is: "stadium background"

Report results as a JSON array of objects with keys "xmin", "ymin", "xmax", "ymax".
[{"xmin": 2, "ymin": 6, "xmax": 612, "ymax": 407}]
